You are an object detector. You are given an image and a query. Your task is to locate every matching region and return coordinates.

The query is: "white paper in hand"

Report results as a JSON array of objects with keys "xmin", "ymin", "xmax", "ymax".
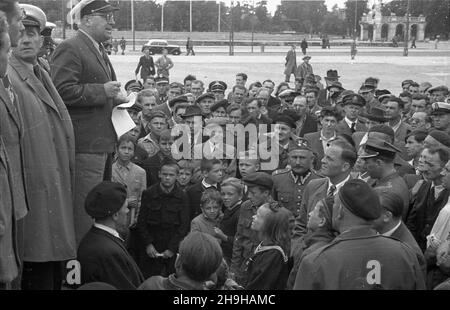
[{"xmin": 111, "ymin": 92, "xmax": 137, "ymax": 138}]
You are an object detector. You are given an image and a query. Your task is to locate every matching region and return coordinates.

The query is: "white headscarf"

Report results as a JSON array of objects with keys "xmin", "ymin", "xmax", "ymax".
[{"xmin": 427, "ymin": 197, "xmax": 450, "ymax": 248}]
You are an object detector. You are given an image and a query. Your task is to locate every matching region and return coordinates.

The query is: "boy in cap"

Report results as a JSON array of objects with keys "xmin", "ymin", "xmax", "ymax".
[
  {"xmin": 137, "ymin": 159, "xmax": 190, "ymax": 278},
  {"xmin": 78, "ymin": 181, "xmax": 144, "ymax": 290},
  {"xmin": 230, "ymin": 171, "xmax": 274, "ymax": 286},
  {"xmin": 294, "ymin": 179, "xmax": 425, "ymax": 290},
  {"xmin": 137, "ymin": 110, "xmax": 168, "ymax": 158}
]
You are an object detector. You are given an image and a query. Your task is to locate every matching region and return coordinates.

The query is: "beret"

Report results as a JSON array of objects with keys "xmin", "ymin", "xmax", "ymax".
[
  {"xmin": 273, "ymin": 114, "xmax": 296, "ymax": 128},
  {"xmin": 85, "ymin": 182, "xmax": 127, "ymax": 219},
  {"xmin": 210, "ymin": 99, "xmax": 228, "ymax": 112},
  {"xmin": 338, "ymin": 179, "xmax": 382, "ymax": 220},
  {"xmin": 428, "ymin": 130, "xmax": 450, "ymax": 148},
  {"xmin": 196, "ymin": 92, "xmax": 215, "ymax": 103},
  {"xmin": 431, "ymin": 102, "xmax": 450, "ymax": 115},
  {"xmin": 21, "ymin": 4, "xmax": 47, "ymax": 31},
  {"xmin": 243, "ymin": 172, "xmax": 273, "ymax": 190}
]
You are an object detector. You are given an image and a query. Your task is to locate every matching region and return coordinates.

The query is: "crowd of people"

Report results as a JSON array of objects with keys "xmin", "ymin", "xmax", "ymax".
[{"xmin": 1, "ymin": 0, "xmax": 450, "ymax": 291}]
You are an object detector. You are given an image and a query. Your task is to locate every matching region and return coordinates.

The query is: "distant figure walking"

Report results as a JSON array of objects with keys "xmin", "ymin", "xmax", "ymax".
[
  {"xmin": 350, "ymin": 39, "xmax": 357, "ymax": 60},
  {"xmin": 296, "ymin": 55, "xmax": 313, "ymax": 81},
  {"xmin": 186, "ymin": 37, "xmax": 195, "ymax": 56},
  {"xmin": 434, "ymin": 35, "xmax": 439, "ymax": 49},
  {"xmin": 284, "ymin": 45, "xmax": 297, "ymax": 83},
  {"xmin": 300, "ymin": 38, "xmax": 308, "ymax": 55},
  {"xmin": 135, "ymin": 46, "xmax": 155, "ymax": 81},
  {"xmin": 113, "ymin": 39, "xmax": 118, "ymax": 55},
  {"xmin": 155, "ymin": 48, "xmax": 174, "ymax": 78},
  {"xmin": 410, "ymin": 36, "xmax": 416, "ymax": 48},
  {"xmin": 120, "ymin": 37, "xmax": 126, "ymax": 55}
]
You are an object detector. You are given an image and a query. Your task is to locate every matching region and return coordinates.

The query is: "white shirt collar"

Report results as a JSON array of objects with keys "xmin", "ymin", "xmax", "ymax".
[
  {"xmin": 391, "ymin": 119, "xmax": 402, "ymax": 133},
  {"xmin": 382, "ymin": 221, "xmax": 402, "ymax": 237},
  {"xmin": 344, "ymin": 116, "xmax": 357, "ymax": 128},
  {"xmin": 94, "ymin": 223, "xmax": 123, "ymax": 241},
  {"xmin": 328, "ymin": 174, "xmax": 351, "ymax": 194},
  {"xmin": 202, "ymin": 178, "xmax": 217, "ymax": 189}
]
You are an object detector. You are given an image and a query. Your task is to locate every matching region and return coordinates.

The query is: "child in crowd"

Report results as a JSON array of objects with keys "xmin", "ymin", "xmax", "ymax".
[
  {"xmin": 245, "ymin": 201, "xmax": 291, "ymax": 290},
  {"xmin": 177, "ymin": 159, "xmax": 194, "ymax": 190},
  {"xmin": 112, "ymin": 134, "xmax": 147, "ymax": 227},
  {"xmin": 191, "ymin": 188, "xmax": 224, "ymax": 243}
]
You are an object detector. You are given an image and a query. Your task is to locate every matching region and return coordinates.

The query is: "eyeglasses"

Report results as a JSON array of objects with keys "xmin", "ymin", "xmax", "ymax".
[{"xmin": 90, "ymin": 13, "xmax": 115, "ymax": 23}]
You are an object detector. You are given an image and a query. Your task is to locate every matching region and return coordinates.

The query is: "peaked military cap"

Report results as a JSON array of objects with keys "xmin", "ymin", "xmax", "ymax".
[
  {"xmin": 359, "ymin": 137, "xmax": 401, "ymax": 159},
  {"xmin": 341, "ymin": 93, "xmax": 366, "ymax": 107}
]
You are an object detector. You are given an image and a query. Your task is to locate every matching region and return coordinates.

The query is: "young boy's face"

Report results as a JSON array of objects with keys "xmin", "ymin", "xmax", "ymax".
[
  {"xmin": 178, "ymin": 168, "xmax": 193, "ymax": 186},
  {"xmin": 159, "ymin": 138, "xmax": 174, "ymax": 157},
  {"xmin": 117, "ymin": 141, "xmax": 135, "ymax": 162},
  {"xmin": 202, "ymin": 201, "xmax": 221, "ymax": 221},
  {"xmin": 205, "ymin": 163, "xmax": 224, "ymax": 184},
  {"xmin": 159, "ymin": 165, "xmax": 178, "ymax": 188}
]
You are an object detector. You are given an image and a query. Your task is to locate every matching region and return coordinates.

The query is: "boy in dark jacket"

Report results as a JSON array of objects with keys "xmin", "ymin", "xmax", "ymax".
[{"xmin": 137, "ymin": 159, "xmax": 190, "ymax": 278}]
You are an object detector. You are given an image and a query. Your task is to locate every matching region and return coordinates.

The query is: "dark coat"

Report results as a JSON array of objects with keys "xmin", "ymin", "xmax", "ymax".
[
  {"xmin": 137, "ymin": 183, "xmax": 190, "ymax": 253},
  {"xmin": 406, "ymin": 181, "xmax": 449, "ymax": 251},
  {"xmin": 77, "ymin": 227, "xmax": 144, "ymax": 290},
  {"xmin": 246, "ymin": 245, "xmax": 289, "ymax": 290},
  {"xmin": 294, "ymin": 226, "xmax": 426, "ymax": 290},
  {"xmin": 8, "ymin": 55, "xmax": 77, "ymax": 261},
  {"xmin": 51, "ymin": 30, "xmax": 118, "ymax": 153},
  {"xmin": 304, "ymin": 131, "xmax": 326, "ymax": 169},
  {"xmin": 296, "ymin": 114, "xmax": 318, "ymax": 137},
  {"xmin": 0, "ymin": 79, "xmax": 27, "ymax": 221},
  {"xmin": 219, "ymin": 201, "xmax": 243, "ymax": 262},
  {"xmin": 284, "ymin": 49, "xmax": 297, "ymax": 75},
  {"xmin": 140, "ymin": 151, "xmax": 171, "ymax": 187},
  {"xmin": 135, "ymin": 55, "xmax": 155, "ymax": 80}
]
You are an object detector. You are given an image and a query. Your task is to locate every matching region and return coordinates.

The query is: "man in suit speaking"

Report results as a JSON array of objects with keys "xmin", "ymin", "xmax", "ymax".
[{"xmin": 52, "ymin": 0, "xmax": 128, "ymax": 244}]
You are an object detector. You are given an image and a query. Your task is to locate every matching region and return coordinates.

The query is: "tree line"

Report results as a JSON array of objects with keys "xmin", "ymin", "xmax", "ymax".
[{"xmin": 21, "ymin": 0, "xmax": 449, "ymax": 38}]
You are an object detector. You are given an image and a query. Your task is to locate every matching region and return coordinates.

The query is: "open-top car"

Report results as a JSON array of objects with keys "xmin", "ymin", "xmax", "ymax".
[{"xmin": 142, "ymin": 39, "xmax": 182, "ymax": 55}]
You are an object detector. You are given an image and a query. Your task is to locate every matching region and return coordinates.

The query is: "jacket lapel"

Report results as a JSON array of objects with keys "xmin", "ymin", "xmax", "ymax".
[
  {"xmin": 78, "ymin": 31, "xmax": 112, "ymax": 80},
  {"xmin": 0, "ymin": 80, "xmax": 22, "ymax": 131}
]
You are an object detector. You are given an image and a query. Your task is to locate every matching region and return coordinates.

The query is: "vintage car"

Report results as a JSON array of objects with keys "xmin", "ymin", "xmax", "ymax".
[{"xmin": 142, "ymin": 39, "xmax": 182, "ymax": 55}]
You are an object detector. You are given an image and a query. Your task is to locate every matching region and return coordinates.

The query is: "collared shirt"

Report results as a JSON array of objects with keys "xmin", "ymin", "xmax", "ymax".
[
  {"xmin": 391, "ymin": 118, "xmax": 402, "ymax": 134},
  {"xmin": 202, "ymin": 178, "xmax": 218, "ymax": 189},
  {"xmin": 432, "ymin": 182, "xmax": 445, "ymax": 200},
  {"xmin": 79, "ymin": 29, "xmax": 101, "ymax": 55},
  {"xmin": 327, "ymin": 174, "xmax": 351, "ymax": 195},
  {"xmin": 382, "ymin": 220, "xmax": 402, "ymax": 237},
  {"xmin": 344, "ymin": 116, "xmax": 357, "ymax": 129},
  {"xmin": 138, "ymin": 133, "xmax": 160, "ymax": 157},
  {"xmin": 94, "ymin": 223, "xmax": 123, "ymax": 241},
  {"xmin": 320, "ymin": 130, "xmax": 336, "ymax": 153}
]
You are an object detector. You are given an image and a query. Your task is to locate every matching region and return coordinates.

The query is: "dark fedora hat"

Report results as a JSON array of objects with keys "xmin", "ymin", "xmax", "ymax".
[{"xmin": 324, "ymin": 69, "xmax": 340, "ymax": 80}]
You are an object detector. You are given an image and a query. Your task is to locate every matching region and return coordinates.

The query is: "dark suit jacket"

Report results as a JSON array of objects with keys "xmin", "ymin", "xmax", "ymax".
[
  {"xmin": 336, "ymin": 119, "xmax": 366, "ymax": 137},
  {"xmin": 296, "ymin": 114, "xmax": 318, "ymax": 137},
  {"xmin": 51, "ymin": 31, "xmax": 118, "ymax": 153},
  {"xmin": 135, "ymin": 55, "xmax": 155, "ymax": 79},
  {"xmin": 318, "ymin": 89, "xmax": 328, "ymax": 107},
  {"xmin": 77, "ymin": 227, "xmax": 144, "ymax": 290},
  {"xmin": 304, "ymin": 131, "xmax": 325, "ymax": 169},
  {"xmin": 393, "ymin": 121, "xmax": 412, "ymax": 160}
]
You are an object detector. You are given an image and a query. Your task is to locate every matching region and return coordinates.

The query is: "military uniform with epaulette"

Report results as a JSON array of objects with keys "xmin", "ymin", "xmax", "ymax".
[{"xmin": 272, "ymin": 167, "xmax": 320, "ymax": 217}]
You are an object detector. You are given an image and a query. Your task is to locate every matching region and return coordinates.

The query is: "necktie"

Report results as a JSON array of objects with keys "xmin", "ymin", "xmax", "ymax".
[
  {"xmin": 33, "ymin": 64, "xmax": 42, "ymax": 82},
  {"xmin": 351, "ymin": 122, "xmax": 356, "ymax": 133},
  {"xmin": 99, "ymin": 43, "xmax": 111, "ymax": 76},
  {"xmin": 327, "ymin": 184, "xmax": 336, "ymax": 197}
]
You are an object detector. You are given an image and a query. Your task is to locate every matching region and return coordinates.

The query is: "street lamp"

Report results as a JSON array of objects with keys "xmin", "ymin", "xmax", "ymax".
[
  {"xmin": 354, "ymin": 0, "xmax": 358, "ymax": 39},
  {"xmin": 403, "ymin": 0, "xmax": 411, "ymax": 56},
  {"xmin": 229, "ymin": 1, "xmax": 234, "ymax": 56}
]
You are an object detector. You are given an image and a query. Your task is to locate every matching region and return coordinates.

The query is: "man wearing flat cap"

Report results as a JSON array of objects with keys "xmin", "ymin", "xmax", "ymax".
[
  {"xmin": 359, "ymin": 137, "xmax": 410, "ymax": 221},
  {"xmin": 429, "ymin": 86, "xmax": 449, "ymax": 104},
  {"xmin": 52, "ymin": 0, "xmax": 127, "ymax": 245},
  {"xmin": 431, "ymin": 102, "xmax": 450, "ymax": 136},
  {"xmin": 336, "ymin": 93, "xmax": 366, "ymax": 136},
  {"xmin": 294, "ymin": 179, "xmax": 426, "ymax": 290},
  {"xmin": 196, "ymin": 92, "xmax": 215, "ymax": 118},
  {"xmin": 359, "ymin": 84, "xmax": 381, "ymax": 113},
  {"xmin": 231, "ymin": 171, "xmax": 275, "ymax": 286},
  {"xmin": 78, "ymin": 181, "xmax": 144, "ymax": 290},
  {"xmin": 8, "ymin": 4, "xmax": 78, "ymax": 289}
]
